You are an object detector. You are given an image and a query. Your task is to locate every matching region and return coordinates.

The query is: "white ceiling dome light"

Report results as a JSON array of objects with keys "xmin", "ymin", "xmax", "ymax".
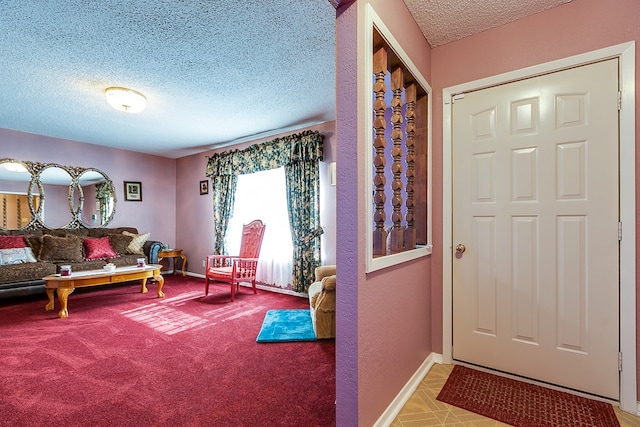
[{"xmin": 104, "ymin": 87, "xmax": 147, "ymax": 113}]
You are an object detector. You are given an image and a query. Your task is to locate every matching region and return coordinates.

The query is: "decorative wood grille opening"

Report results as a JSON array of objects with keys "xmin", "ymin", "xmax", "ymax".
[{"xmin": 372, "ymin": 29, "xmax": 429, "ymax": 258}]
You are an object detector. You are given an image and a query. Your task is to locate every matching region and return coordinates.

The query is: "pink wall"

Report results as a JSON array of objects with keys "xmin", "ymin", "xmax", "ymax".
[
  {"xmin": 174, "ymin": 121, "xmax": 337, "ymax": 278},
  {"xmin": 430, "ymin": 0, "xmax": 640, "ymax": 396},
  {"xmin": 335, "ymin": 4, "xmax": 359, "ymax": 425},
  {"xmin": 0, "ymin": 128, "xmax": 176, "ymax": 244},
  {"xmin": 336, "ymin": 1, "xmax": 433, "ymax": 425}
]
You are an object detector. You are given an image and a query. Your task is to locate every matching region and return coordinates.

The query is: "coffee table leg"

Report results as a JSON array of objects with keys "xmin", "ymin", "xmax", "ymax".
[
  {"xmin": 180, "ymin": 254, "xmax": 187, "ymax": 276},
  {"xmin": 57, "ymin": 288, "xmax": 74, "ymax": 318},
  {"xmin": 141, "ymin": 278, "xmax": 148, "ymax": 294},
  {"xmin": 155, "ymin": 274, "xmax": 165, "ymax": 298},
  {"xmin": 45, "ymin": 288, "xmax": 55, "ymax": 311}
]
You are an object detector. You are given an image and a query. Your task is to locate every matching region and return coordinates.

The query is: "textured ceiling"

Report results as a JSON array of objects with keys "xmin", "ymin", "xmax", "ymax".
[
  {"xmin": 403, "ymin": 0, "xmax": 573, "ymax": 47},
  {"xmin": 1, "ymin": 1, "xmax": 572, "ymax": 159},
  {"xmin": 0, "ymin": 0, "xmax": 336, "ymax": 158}
]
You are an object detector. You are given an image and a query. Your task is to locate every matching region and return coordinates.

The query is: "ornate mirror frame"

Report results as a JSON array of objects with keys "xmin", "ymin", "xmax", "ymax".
[{"xmin": 0, "ymin": 158, "xmax": 117, "ymax": 231}]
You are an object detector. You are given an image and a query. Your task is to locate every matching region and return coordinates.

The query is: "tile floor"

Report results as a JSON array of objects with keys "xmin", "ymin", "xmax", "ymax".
[{"xmin": 390, "ymin": 364, "xmax": 640, "ymax": 427}]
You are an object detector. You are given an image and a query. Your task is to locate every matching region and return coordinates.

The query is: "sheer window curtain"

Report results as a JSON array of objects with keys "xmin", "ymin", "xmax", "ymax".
[{"xmin": 226, "ymin": 168, "xmax": 293, "ymax": 288}]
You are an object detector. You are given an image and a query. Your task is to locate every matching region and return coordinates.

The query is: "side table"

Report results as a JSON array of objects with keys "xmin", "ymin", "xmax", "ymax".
[{"xmin": 158, "ymin": 249, "xmax": 187, "ymax": 276}]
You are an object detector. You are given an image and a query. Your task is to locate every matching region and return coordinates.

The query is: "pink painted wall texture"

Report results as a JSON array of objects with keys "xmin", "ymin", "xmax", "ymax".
[
  {"xmin": 0, "ymin": 128, "xmax": 176, "ymax": 245},
  {"xmin": 336, "ymin": 1, "xmax": 433, "ymax": 425},
  {"xmin": 430, "ymin": 0, "xmax": 640, "ymax": 402}
]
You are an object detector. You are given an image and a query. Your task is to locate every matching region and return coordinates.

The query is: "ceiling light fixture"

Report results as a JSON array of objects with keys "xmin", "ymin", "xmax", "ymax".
[{"xmin": 104, "ymin": 87, "xmax": 147, "ymax": 113}]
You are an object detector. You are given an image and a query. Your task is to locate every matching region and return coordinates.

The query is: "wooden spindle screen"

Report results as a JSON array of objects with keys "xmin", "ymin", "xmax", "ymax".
[
  {"xmin": 16, "ymin": 196, "xmax": 21, "ymax": 228},
  {"xmin": 372, "ymin": 30, "xmax": 428, "ymax": 258},
  {"xmin": 372, "ymin": 47, "xmax": 388, "ymax": 256},
  {"xmin": 404, "ymin": 83, "xmax": 417, "ymax": 250}
]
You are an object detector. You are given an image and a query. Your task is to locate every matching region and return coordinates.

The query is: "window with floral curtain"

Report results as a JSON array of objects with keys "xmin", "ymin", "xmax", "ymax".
[
  {"xmin": 226, "ymin": 167, "xmax": 293, "ymax": 288},
  {"xmin": 206, "ymin": 130, "xmax": 324, "ymax": 292}
]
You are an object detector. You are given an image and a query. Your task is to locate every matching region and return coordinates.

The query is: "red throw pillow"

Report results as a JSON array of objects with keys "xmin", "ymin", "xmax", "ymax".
[
  {"xmin": 0, "ymin": 236, "xmax": 27, "ymax": 249},
  {"xmin": 83, "ymin": 237, "xmax": 117, "ymax": 260}
]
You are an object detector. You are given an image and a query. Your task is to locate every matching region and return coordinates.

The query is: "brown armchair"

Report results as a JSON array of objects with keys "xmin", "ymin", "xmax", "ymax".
[
  {"xmin": 205, "ymin": 220, "xmax": 266, "ymax": 301},
  {"xmin": 308, "ymin": 264, "xmax": 336, "ymax": 339}
]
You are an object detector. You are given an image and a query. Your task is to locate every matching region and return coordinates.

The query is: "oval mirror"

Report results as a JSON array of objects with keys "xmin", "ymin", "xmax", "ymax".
[
  {"xmin": 0, "ymin": 159, "xmax": 35, "ymax": 230},
  {"xmin": 78, "ymin": 169, "xmax": 115, "ymax": 227},
  {"xmin": 37, "ymin": 165, "xmax": 74, "ymax": 229}
]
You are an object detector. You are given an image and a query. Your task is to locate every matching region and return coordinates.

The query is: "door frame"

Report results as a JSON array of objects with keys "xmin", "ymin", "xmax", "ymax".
[{"xmin": 442, "ymin": 42, "xmax": 636, "ymax": 411}]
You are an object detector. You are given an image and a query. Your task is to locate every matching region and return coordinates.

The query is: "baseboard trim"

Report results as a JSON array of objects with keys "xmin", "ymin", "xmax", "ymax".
[
  {"xmin": 373, "ymin": 352, "xmax": 443, "ymax": 427},
  {"xmin": 182, "ymin": 272, "xmax": 308, "ymax": 298},
  {"xmin": 185, "ymin": 272, "xmax": 204, "ymax": 278},
  {"xmin": 253, "ymin": 284, "xmax": 307, "ymax": 298}
]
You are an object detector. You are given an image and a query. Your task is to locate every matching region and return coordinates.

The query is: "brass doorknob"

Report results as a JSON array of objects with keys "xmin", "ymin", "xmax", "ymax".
[{"xmin": 456, "ymin": 244, "xmax": 466, "ymax": 254}]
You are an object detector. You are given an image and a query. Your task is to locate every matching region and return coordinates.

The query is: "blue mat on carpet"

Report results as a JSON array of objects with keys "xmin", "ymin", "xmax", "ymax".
[{"xmin": 256, "ymin": 309, "xmax": 317, "ymax": 342}]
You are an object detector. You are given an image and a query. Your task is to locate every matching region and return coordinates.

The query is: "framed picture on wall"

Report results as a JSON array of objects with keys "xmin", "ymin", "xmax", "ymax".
[
  {"xmin": 200, "ymin": 180, "xmax": 209, "ymax": 195},
  {"xmin": 124, "ymin": 181, "xmax": 142, "ymax": 201}
]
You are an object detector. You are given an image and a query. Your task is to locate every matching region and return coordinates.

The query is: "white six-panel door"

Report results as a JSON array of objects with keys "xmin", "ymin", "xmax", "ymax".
[{"xmin": 452, "ymin": 59, "xmax": 620, "ymax": 399}]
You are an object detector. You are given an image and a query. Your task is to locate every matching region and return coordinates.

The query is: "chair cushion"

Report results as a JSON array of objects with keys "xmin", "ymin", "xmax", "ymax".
[
  {"xmin": 314, "ymin": 265, "xmax": 336, "ymax": 281},
  {"xmin": 208, "ymin": 266, "xmax": 233, "ymax": 279},
  {"xmin": 321, "ymin": 275, "xmax": 336, "ymax": 291},
  {"xmin": 308, "ymin": 279, "xmax": 336, "ymax": 339},
  {"xmin": 308, "ymin": 280, "xmax": 323, "ymax": 308},
  {"xmin": 0, "ymin": 261, "xmax": 56, "ymax": 285}
]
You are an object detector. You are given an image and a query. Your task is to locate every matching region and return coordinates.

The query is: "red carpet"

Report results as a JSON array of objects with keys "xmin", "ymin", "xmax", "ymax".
[
  {"xmin": 437, "ymin": 365, "xmax": 619, "ymax": 427},
  {"xmin": 0, "ymin": 276, "xmax": 335, "ymax": 426}
]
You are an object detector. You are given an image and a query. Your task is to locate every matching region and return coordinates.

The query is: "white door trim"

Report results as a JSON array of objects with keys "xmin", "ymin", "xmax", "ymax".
[{"xmin": 442, "ymin": 41, "xmax": 636, "ymax": 411}]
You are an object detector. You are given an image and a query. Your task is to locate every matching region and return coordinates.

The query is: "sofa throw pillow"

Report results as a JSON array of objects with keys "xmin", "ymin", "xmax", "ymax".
[
  {"xmin": 0, "ymin": 247, "xmax": 37, "ymax": 265},
  {"xmin": 39, "ymin": 235, "xmax": 83, "ymax": 262},
  {"xmin": 108, "ymin": 234, "xmax": 134, "ymax": 256},
  {"xmin": 25, "ymin": 236, "xmax": 42, "ymax": 259},
  {"xmin": 83, "ymin": 237, "xmax": 118, "ymax": 260},
  {"xmin": 122, "ymin": 231, "xmax": 150, "ymax": 255},
  {"xmin": 0, "ymin": 235, "xmax": 27, "ymax": 249}
]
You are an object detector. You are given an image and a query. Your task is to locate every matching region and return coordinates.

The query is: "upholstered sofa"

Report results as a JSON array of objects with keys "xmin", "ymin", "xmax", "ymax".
[
  {"xmin": 308, "ymin": 264, "xmax": 336, "ymax": 339},
  {"xmin": 0, "ymin": 227, "xmax": 162, "ymax": 299}
]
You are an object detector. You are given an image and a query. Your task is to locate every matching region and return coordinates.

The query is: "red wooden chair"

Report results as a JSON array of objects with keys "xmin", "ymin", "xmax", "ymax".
[{"xmin": 205, "ymin": 220, "xmax": 266, "ymax": 301}]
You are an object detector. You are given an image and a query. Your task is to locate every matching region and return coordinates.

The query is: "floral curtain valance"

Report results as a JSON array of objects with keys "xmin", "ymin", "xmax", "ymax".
[{"xmin": 205, "ymin": 130, "xmax": 324, "ymax": 177}]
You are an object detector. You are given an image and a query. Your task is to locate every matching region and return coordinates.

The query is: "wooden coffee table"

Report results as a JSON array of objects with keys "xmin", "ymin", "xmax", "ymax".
[{"xmin": 44, "ymin": 264, "xmax": 164, "ymax": 318}]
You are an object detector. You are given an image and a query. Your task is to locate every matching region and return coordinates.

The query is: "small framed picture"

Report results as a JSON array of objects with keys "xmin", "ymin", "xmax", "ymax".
[
  {"xmin": 124, "ymin": 181, "xmax": 142, "ymax": 201},
  {"xmin": 200, "ymin": 180, "xmax": 209, "ymax": 195}
]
